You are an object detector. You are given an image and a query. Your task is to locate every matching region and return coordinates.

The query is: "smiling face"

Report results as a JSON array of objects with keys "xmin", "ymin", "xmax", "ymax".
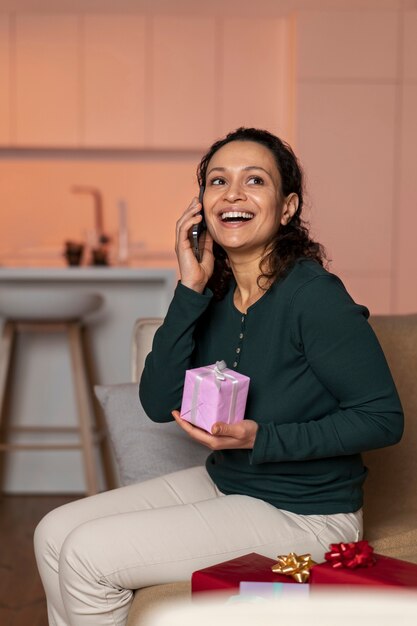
[{"xmin": 202, "ymin": 140, "xmax": 296, "ymax": 258}]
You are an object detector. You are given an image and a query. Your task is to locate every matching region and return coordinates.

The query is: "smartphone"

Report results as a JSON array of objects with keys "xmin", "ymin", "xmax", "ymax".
[{"xmin": 191, "ymin": 185, "xmax": 207, "ymax": 261}]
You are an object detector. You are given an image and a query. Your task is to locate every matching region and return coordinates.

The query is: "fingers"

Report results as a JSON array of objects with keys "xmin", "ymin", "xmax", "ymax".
[
  {"xmin": 211, "ymin": 422, "xmax": 238, "ymax": 437},
  {"xmin": 172, "ymin": 413, "xmax": 256, "ymax": 450},
  {"xmin": 174, "ymin": 196, "xmax": 214, "ymax": 293},
  {"xmin": 172, "ymin": 410, "xmax": 216, "ymax": 447},
  {"xmin": 211, "ymin": 420, "xmax": 258, "ymax": 449},
  {"xmin": 172, "ymin": 410, "xmax": 205, "ymax": 436},
  {"xmin": 173, "ymin": 411, "xmax": 229, "ymax": 446},
  {"xmin": 172, "ymin": 410, "xmax": 192, "ymax": 433},
  {"xmin": 175, "ymin": 197, "xmax": 203, "ymax": 248},
  {"xmin": 172, "ymin": 410, "xmax": 191, "ymax": 431}
]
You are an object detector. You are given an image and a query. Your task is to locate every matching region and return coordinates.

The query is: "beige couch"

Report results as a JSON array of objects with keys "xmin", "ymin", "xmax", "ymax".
[{"xmin": 118, "ymin": 314, "xmax": 417, "ymax": 624}]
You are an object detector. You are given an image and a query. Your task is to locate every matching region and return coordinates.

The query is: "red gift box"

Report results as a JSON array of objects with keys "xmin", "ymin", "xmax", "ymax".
[
  {"xmin": 310, "ymin": 553, "xmax": 417, "ymax": 588},
  {"xmin": 192, "ymin": 553, "xmax": 298, "ymax": 596}
]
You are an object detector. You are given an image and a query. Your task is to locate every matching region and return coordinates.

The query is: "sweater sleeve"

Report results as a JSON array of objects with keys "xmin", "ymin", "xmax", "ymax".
[
  {"xmin": 251, "ymin": 274, "xmax": 404, "ymax": 464},
  {"xmin": 139, "ymin": 282, "xmax": 213, "ymax": 422}
]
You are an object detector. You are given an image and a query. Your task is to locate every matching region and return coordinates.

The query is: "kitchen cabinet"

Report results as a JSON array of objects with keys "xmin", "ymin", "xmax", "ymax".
[
  {"xmin": 149, "ymin": 16, "xmax": 217, "ymax": 149},
  {"xmin": 149, "ymin": 16, "xmax": 292, "ymax": 149},
  {"xmin": 294, "ymin": 9, "xmax": 400, "ymax": 315},
  {"xmin": 219, "ymin": 17, "xmax": 292, "ymax": 139},
  {"xmin": 396, "ymin": 84, "xmax": 417, "ymax": 313},
  {"xmin": 0, "ymin": 15, "xmax": 11, "ymax": 145},
  {"xmin": 403, "ymin": 10, "xmax": 417, "ymax": 82},
  {"xmin": 395, "ymin": 13, "xmax": 417, "ymax": 313},
  {"xmin": 5, "ymin": 12, "xmax": 292, "ymax": 150},
  {"xmin": 83, "ymin": 15, "xmax": 147, "ymax": 148},
  {"xmin": 296, "ymin": 11, "xmax": 398, "ymax": 81},
  {"xmin": 15, "ymin": 14, "xmax": 80, "ymax": 147}
]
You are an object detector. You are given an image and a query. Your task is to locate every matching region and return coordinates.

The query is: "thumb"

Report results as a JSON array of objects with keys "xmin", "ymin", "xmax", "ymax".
[{"xmin": 211, "ymin": 422, "xmax": 229, "ymax": 436}]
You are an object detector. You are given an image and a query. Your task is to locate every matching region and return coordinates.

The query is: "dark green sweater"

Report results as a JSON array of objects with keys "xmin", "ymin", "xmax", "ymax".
[{"xmin": 139, "ymin": 259, "xmax": 403, "ymax": 514}]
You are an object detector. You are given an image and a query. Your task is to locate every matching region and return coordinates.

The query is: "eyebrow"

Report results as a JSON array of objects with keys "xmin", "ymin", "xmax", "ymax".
[{"xmin": 207, "ymin": 165, "xmax": 273, "ymax": 179}]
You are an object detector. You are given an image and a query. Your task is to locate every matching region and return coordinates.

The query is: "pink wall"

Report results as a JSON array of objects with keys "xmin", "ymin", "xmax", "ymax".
[
  {"xmin": 0, "ymin": 155, "xmax": 198, "ymax": 261},
  {"xmin": 294, "ymin": 8, "xmax": 417, "ymax": 314},
  {"xmin": 1, "ymin": 5, "xmax": 416, "ymax": 314}
]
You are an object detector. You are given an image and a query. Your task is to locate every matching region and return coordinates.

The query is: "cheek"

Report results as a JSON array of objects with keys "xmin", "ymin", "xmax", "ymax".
[
  {"xmin": 266, "ymin": 209, "xmax": 283, "ymax": 237},
  {"xmin": 204, "ymin": 212, "xmax": 219, "ymax": 240},
  {"xmin": 204, "ymin": 188, "xmax": 223, "ymax": 207},
  {"xmin": 264, "ymin": 200, "xmax": 281, "ymax": 225},
  {"xmin": 254, "ymin": 188, "xmax": 280, "ymax": 210}
]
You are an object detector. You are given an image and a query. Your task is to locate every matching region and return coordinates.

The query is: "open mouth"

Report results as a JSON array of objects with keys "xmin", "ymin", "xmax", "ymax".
[{"xmin": 220, "ymin": 211, "xmax": 254, "ymax": 222}]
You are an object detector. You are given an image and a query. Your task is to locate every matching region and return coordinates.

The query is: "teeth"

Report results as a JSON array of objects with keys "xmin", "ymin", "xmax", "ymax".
[{"xmin": 221, "ymin": 211, "xmax": 254, "ymax": 220}]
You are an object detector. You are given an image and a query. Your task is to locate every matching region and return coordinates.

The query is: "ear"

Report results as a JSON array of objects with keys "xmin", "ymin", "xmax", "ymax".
[{"xmin": 280, "ymin": 193, "xmax": 299, "ymax": 226}]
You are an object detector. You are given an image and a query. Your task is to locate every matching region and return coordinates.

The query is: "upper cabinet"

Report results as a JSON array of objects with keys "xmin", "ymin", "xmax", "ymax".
[
  {"xmin": 296, "ymin": 11, "xmax": 398, "ymax": 81},
  {"xmin": 219, "ymin": 17, "xmax": 292, "ymax": 140},
  {"xmin": 2, "ymin": 12, "xmax": 292, "ymax": 149},
  {"xmin": 82, "ymin": 15, "xmax": 147, "ymax": 147},
  {"xmin": 0, "ymin": 15, "xmax": 11, "ymax": 145},
  {"xmin": 149, "ymin": 16, "xmax": 217, "ymax": 149},
  {"xmin": 403, "ymin": 11, "xmax": 417, "ymax": 82},
  {"xmin": 15, "ymin": 14, "xmax": 81, "ymax": 147}
]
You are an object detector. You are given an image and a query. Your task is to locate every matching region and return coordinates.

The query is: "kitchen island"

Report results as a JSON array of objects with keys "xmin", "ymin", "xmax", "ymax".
[{"xmin": 0, "ymin": 266, "xmax": 176, "ymax": 493}]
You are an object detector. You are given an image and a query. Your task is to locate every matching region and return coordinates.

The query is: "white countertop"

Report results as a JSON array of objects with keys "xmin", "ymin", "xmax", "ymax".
[{"xmin": 0, "ymin": 266, "xmax": 177, "ymax": 282}]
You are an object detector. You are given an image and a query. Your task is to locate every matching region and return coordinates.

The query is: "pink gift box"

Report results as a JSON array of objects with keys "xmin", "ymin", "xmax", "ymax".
[{"xmin": 180, "ymin": 360, "xmax": 250, "ymax": 433}]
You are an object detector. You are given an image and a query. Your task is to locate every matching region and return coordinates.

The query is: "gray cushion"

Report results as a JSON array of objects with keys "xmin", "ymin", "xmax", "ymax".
[{"xmin": 94, "ymin": 383, "xmax": 208, "ymax": 486}]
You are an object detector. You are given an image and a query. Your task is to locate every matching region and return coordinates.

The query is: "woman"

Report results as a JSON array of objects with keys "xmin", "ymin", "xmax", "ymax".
[{"xmin": 35, "ymin": 127, "xmax": 403, "ymax": 626}]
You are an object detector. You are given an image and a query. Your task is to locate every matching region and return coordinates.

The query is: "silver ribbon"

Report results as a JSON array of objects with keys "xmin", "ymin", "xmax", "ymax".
[
  {"xmin": 213, "ymin": 360, "xmax": 227, "ymax": 382},
  {"xmin": 188, "ymin": 361, "xmax": 239, "ymax": 426},
  {"xmin": 223, "ymin": 371, "xmax": 239, "ymax": 424}
]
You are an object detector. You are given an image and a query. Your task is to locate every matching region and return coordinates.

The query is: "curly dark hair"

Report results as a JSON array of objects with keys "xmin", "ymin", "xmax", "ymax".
[{"xmin": 197, "ymin": 127, "xmax": 327, "ymax": 300}]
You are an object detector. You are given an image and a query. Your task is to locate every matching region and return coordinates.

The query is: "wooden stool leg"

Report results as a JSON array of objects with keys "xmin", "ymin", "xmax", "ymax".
[
  {"xmin": 80, "ymin": 326, "xmax": 117, "ymax": 490},
  {"xmin": 0, "ymin": 322, "xmax": 15, "ymax": 426},
  {"xmin": 67, "ymin": 323, "xmax": 99, "ymax": 496},
  {"xmin": 0, "ymin": 322, "xmax": 16, "ymax": 490}
]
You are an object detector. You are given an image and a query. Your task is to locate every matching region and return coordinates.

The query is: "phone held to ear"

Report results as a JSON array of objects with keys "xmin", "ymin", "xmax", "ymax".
[{"xmin": 191, "ymin": 185, "xmax": 207, "ymax": 261}]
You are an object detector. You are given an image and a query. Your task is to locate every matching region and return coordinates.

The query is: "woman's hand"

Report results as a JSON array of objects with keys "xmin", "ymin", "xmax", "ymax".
[
  {"xmin": 175, "ymin": 197, "xmax": 214, "ymax": 293},
  {"xmin": 172, "ymin": 410, "xmax": 258, "ymax": 450}
]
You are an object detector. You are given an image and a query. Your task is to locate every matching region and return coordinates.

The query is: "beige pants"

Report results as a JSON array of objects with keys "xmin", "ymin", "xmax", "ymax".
[{"xmin": 34, "ymin": 466, "xmax": 363, "ymax": 626}]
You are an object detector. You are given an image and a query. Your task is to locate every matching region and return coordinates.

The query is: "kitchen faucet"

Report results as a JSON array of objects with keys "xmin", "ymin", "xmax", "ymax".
[
  {"xmin": 70, "ymin": 185, "xmax": 108, "ymax": 246},
  {"xmin": 70, "ymin": 185, "xmax": 110, "ymax": 265}
]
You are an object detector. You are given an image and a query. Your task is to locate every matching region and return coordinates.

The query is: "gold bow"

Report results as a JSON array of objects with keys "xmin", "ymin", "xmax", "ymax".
[{"xmin": 271, "ymin": 552, "xmax": 316, "ymax": 583}]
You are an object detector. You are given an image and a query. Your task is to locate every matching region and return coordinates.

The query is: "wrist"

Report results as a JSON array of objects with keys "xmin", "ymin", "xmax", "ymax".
[{"xmin": 180, "ymin": 279, "xmax": 206, "ymax": 294}]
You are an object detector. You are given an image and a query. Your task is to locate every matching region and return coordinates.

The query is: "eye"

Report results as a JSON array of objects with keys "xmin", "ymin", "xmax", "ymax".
[
  {"xmin": 248, "ymin": 176, "xmax": 264, "ymax": 185},
  {"xmin": 209, "ymin": 177, "xmax": 226, "ymax": 186}
]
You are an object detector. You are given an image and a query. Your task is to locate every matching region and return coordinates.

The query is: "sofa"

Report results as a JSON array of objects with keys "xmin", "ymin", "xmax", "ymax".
[{"xmin": 95, "ymin": 313, "xmax": 417, "ymax": 625}]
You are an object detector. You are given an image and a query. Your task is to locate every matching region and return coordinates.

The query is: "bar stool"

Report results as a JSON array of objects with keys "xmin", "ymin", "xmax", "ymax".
[{"xmin": 0, "ymin": 288, "xmax": 116, "ymax": 495}]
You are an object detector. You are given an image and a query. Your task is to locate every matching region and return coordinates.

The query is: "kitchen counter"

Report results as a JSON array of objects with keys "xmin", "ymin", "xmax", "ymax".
[
  {"xmin": 0, "ymin": 265, "xmax": 177, "ymax": 281},
  {"xmin": 0, "ymin": 266, "xmax": 177, "ymax": 493}
]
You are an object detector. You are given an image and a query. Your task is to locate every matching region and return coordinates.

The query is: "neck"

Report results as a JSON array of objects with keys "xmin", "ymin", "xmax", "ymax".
[{"xmin": 228, "ymin": 250, "xmax": 271, "ymax": 313}]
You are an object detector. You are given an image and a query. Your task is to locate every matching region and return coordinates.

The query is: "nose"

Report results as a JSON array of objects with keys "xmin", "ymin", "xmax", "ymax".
[{"xmin": 223, "ymin": 179, "xmax": 246, "ymax": 203}]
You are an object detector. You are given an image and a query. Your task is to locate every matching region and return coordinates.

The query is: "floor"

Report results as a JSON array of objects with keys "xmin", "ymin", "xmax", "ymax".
[{"xmin": 0, "ymin": 494, "xmax": 78, "ymax": 626}]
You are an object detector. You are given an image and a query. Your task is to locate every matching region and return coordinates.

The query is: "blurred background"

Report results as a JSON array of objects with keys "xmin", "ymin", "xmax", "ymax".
[
  {"xmin": 1, "ymin": 0, "xmax": 416, "ymax": 314},
  {"xmin": 1, "ymin": 5, "xmax": 417, "ymax": 622}
]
